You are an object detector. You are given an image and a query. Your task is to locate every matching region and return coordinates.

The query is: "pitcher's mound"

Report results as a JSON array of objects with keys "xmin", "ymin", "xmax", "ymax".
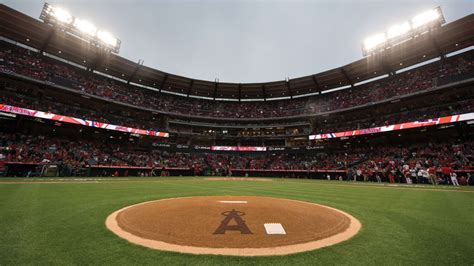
[{"xmin": 106, "ymin": 196, "xmax": 361, "ymax": 256}]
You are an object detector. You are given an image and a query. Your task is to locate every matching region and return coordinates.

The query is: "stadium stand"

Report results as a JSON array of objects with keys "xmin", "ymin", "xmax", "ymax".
[
  {"xmin": 0, "ymin": 5, "xmax": 473, "ymax": 184},
  {"xmin": 1, "ymin": 126, "xmax": 472, "ymax": 182},
  {"xmin": 1, "ymin": 41, "xmax": 473, "ymax": 119}
]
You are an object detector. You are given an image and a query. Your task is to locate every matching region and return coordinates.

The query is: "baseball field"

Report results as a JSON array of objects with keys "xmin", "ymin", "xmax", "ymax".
[{"xmin": 0, "ymin": 177, "xmax": 473, "ymax": 265}]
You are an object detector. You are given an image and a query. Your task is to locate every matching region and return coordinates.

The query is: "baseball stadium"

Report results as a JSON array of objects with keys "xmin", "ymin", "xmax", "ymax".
[{"xmin": 0, "ymin": 2, "xmax": 473, "ymax": 265}]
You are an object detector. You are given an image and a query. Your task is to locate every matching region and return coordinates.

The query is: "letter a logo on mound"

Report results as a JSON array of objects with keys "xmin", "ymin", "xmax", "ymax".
[{"xmin": 213, "ymin": 209, "xmax": 253, "ymax": 234}]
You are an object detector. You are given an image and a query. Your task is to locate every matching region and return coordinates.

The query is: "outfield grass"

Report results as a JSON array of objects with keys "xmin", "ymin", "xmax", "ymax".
[{"xmin": 0, "ymin": 177, "xmax": 473, "ymax": 265}]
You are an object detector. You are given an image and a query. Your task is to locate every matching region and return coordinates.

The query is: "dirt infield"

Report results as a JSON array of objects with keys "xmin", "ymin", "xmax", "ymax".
[{"xmin": 106, "ymin": 196, "xmax": 361, "ymax": 256}]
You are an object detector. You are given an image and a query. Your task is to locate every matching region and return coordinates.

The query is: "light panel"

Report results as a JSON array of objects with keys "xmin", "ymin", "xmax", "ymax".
[
  {"xmin": 387, "ymin": 22, "xmax": 411, "ymax": 39},
  {"xmin": 411, "ymin": 9, "xmax": 441, "ymax": 29},
  {"xmin": 40, "ymin": 3, "xmax": 121, "ymax": 52},
  {"xmin": 74, "ymin": 18, "xmax": 97, "ymax": 36},
  {"xmin": 97, "ymin": 30, "xmax": 117, "ymax": 47},
  {"xmin": 48, "ymin": 6, "xmax": 73, "ymax": 24},
  {"xmin": 362, "ymin": 7, "xmax": 444, "ymax": 56},
  {"xmin": 363, "ymin": 33, "xmax": 387, "ymax": 51}
]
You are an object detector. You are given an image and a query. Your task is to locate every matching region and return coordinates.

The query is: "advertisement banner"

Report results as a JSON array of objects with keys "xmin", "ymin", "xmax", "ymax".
[
  {"xmin": 0, "ymin": 104, "xmax": 169, "ymax": 138},
  {"xmin": 211, "ymin": 146, "xmax": 267, "ymax": 152},
  {"xmin": 309, "ymin": 113, "xmax": 474, "ymax": 140}
]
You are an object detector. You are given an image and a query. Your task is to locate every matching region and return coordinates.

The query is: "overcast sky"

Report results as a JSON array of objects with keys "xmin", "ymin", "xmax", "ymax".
[{"xmin": 3, "ymin": 0, "xmax": 473, "ymax": 83}]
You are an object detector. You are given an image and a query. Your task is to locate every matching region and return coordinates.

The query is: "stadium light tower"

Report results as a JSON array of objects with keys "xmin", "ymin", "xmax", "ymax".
[
  {"xmin": 40, "ymin": 2, "xmax": 121, "ymax": 53},
  {"xmin": 362, "ymin": 7, "xmax": 445, "ymax": 56}
]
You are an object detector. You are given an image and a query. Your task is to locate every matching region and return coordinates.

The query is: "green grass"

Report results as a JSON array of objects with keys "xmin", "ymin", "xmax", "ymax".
[{"xmin": 0, "ymin": 177, "xmax": 473, "ymax": 265}]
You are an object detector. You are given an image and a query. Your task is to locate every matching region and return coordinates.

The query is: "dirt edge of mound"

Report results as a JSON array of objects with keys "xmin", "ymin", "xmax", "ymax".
[{"xmin": 105, "ymin": 196, "xmax": 361, "ymax": 256}]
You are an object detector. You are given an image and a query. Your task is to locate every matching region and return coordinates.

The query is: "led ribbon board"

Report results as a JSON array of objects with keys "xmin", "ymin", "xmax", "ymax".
[
  {"xmin": 211, "ymin": 146, "xmax": 267, "ymax": 152},
  {"xmin": 0, "ymin": 104, "xmax": 169, "ymax": 138},
  {"xmin": 309, "ymin": 113, "xmax": 474, "ymax": 140}
]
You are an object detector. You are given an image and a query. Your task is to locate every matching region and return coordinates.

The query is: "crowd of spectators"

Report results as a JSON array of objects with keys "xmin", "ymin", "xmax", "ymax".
[
  {"xmin": 310, "ymin": 54, "xmax": 473, "ymax": 114},
  {"xmin": 1, "ymin": 132, "xmax": 472, "ymax": 185},
  {"xmin": 0, "ymin": 133, "xmax": 119, "ymax": 167},
  {"xmin": 351, "ymin": 140, "xmax": 473, "ymax": 185},
  {"xmin": 2, "ymin": 80, "xmax": 472, "ymax": 138},
  {"xmin": 0, "ymin": 133, "xmax": 350, "ymax": 171},
  {"xmin": 312, "ymin": 99, "xmax": 474, "ymax": 134},
  {"xmin": 0, "ymin": 86, "xmax": 166, "ymax": 132},
  {"xmin": 1, "ymin": 42, "xmax": 473, "ymax": 119}
]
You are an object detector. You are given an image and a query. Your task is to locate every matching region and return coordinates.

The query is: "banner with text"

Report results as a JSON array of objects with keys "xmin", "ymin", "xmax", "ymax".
[
  {"xmin": 0, "ymin": 104, "xmax": 169, "ymax": 138},
  {"xmin": 309, "ymin": 113, "xmax": 474, "ymax": 140}
]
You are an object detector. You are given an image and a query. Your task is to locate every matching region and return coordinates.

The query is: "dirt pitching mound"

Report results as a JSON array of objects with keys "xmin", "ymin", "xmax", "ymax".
[{"xmin": 106, "ymin": 196, "xmax": 361, "ymax": 256}]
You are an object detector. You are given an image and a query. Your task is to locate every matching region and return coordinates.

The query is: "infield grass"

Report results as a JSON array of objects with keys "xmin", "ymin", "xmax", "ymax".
[{"xmin": 0, "ymin": 177, "xmax": 473, "ymax": 265}]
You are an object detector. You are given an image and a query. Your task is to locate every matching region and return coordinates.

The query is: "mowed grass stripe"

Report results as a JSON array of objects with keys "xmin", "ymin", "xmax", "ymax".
[
  {"xmin": 0, "ymin": 179, "xmax": 472, "ymax": 265},
  {"xmin": 2, "ymin": 177, "xmax": 473, "ymax": 193}
]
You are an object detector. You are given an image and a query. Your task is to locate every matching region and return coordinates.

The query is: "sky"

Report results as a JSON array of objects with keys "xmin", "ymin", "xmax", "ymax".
[{"xmin": 3, "ymin": 0, "xmax": 473, "ymax": 83}]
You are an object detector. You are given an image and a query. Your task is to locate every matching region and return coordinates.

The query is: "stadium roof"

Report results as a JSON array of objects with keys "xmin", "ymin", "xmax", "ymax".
[{"xmin": 1, "ymin": 4, "xmax": 473, "ymax": 101}]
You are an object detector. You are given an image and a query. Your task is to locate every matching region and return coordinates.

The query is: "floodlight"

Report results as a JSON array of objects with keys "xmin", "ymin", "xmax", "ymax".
[
  {"xmin": 97, "ymin": 30, "xmax": 118, "ymax": 47},
  {"xmin": 48, "ymin": 6, "xmax": 73, "ymax": 24},
  {"xmin": 361, "ymin": 7, "xmax": 444, "ymax": 56},
  {"xmin": 387, "ymin": 22, "xmax": 411, "ymax": 39},
  {"xmin": 74, "ymin": 18, "xmax": 97, "ymax": 36},
  {"xmin": 363, "ymin": 33, "xmax": 387, "ymax": 51},
  {"xmin": 40, "ymin": 2, "xmax": 121, "ymax": 53},
  {"xmin": 411, "ymin": 9, "xmax": 440, "ymax": 29}
]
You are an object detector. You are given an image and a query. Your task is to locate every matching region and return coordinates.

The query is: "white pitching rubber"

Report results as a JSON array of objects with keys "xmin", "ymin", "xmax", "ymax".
[{"xmin": 264, "ymin": 223, "xmax": 286, "ymax": 235}]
